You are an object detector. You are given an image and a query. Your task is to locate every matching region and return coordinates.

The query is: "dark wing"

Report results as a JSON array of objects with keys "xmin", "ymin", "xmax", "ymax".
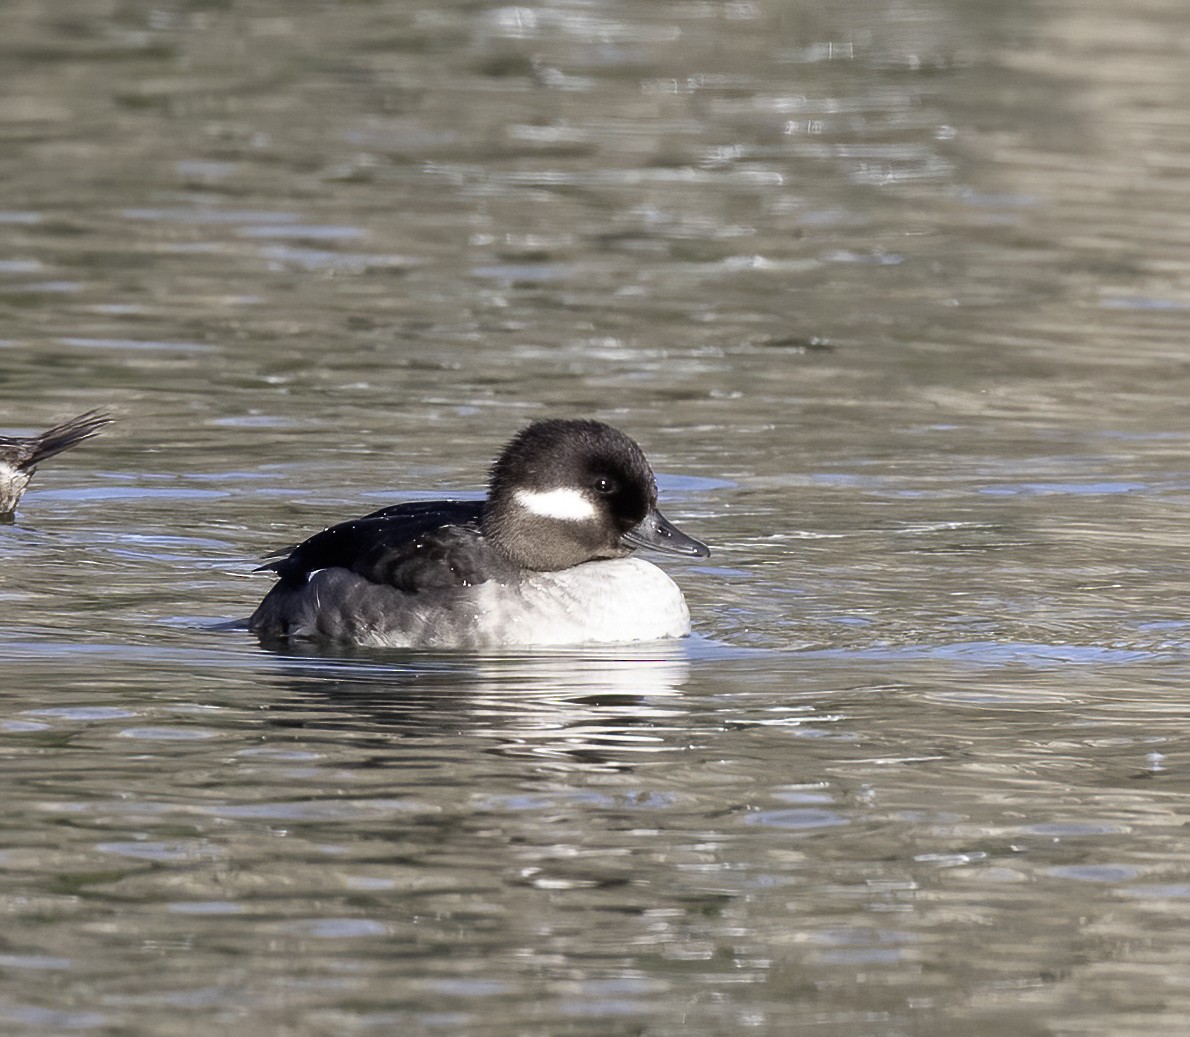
[
  {"xmin": 0, "ymin": 409, "xmax": 113, "ymax": 469},
  {"xmin": 262, "ymin": 499, "xmax": 511, "ymax": 593}
]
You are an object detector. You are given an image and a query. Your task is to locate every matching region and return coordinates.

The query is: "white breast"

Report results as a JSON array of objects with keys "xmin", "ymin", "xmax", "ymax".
[{"xmin": 471, "ymin": 556, "xmax": 692, "ymax": 646}]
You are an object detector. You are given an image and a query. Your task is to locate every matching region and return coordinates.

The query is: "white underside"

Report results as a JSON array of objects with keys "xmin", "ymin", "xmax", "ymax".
[
  {"xmin": 0, "ymin": 463, "xmax": 31, "ymax": 514},
  {"xmin": 467, "ymin": 556, "xmax": 691, "ymax": 648},
  {"xmin": 260, "ymin": 556, "xmax": 692, "ymax": 649}
]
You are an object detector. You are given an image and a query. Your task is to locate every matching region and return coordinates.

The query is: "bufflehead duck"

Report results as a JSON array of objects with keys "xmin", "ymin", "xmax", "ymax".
[
  {"xmin": 0, "ymin": 409, "xmax": 113, "ymax": 517},
  {"xmin": 248, "ymin": 419, "xmax": 710, "ymax": 648}
]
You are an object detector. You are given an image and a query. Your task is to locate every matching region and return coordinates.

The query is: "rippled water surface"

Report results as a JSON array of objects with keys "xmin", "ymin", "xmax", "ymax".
[{"xmin": 4, "ymin": 0, "xmax": 1190, "ymax": 1033}]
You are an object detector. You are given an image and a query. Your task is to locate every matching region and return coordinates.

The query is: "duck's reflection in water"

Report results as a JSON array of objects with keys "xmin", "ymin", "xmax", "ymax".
[{"xmin": 255, "ymin": 640, "xmax": 696, "ymax": 770}]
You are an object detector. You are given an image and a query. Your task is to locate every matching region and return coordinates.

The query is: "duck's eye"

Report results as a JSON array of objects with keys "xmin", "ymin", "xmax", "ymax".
[{"xmin": 593, "ymin": 476, "xmax": 617, "ymax": 495}]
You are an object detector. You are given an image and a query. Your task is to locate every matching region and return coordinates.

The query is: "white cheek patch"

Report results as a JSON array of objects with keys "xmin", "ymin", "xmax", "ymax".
[{"xmin": 514, "ymin": 487, "xmax": 598, "ymax": 522}]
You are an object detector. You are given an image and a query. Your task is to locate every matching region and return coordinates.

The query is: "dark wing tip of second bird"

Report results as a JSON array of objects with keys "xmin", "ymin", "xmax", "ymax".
[{"xmin": 26, "ymin": 409, "xmax": 115, "ymax": 466}]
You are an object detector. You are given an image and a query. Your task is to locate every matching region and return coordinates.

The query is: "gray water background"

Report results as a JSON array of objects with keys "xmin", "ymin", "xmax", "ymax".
[{"xmin": 4, "ymin": 0, "xmax": 1190, "ymax": 1033}]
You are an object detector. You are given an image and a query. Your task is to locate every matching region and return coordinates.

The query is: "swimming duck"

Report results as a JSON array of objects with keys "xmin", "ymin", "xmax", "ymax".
[{"xmin": 248, "ymin": 419, "xmax": 710, "ymax": 648}]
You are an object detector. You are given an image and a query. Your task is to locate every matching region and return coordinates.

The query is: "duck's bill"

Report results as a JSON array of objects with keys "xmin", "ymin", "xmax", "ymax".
[{"xmin": 622, "ymin": 508, "xmax": 710, "ymax": 558}]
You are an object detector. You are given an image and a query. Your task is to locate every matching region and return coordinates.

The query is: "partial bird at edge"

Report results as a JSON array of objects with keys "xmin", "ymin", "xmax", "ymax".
[{"xmin": 0, "ymin": 409, "xmax": 114, "ymax": 516}]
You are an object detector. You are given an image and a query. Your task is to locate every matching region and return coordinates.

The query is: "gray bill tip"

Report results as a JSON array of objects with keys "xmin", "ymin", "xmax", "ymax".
[{"xmin": 622, "ymin": 508, "xmax": 710, "ymax": 558}]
